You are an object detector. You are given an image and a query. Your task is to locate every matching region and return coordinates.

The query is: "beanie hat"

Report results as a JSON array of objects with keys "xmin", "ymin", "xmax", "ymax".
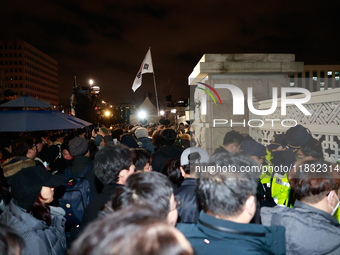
[
  {"xmin": 69, "ymin": 137, "xmax": 89, "ymax": 157},
  {"xmin": 9, "ymin": 166, "xmax": 64, "ymax": 210},
  {"xmin": 135, "ymin": 127, "xmax": 148, "ymax": 139},
  {"xmin": 285, "ymin": 125, "xmax": 312, "ymax": 148}
]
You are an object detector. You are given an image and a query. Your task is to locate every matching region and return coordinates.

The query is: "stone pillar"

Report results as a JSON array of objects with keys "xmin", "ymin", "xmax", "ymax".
[{"xmin": 188, "ymin": 54, "xmax": 304, "ymax": 155}]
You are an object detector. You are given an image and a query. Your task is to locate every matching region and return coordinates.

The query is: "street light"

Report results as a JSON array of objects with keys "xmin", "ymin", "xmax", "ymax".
[
  {"xmin": 89, "ymin": 79, "xmax": 94, "ymax": 85},
  {"xmin": 160, "ymin": 110, "xmax": 165, "ymax": 115},
  {"xmin": 105, "ymin": 110, "xmax": 111, "ymax": 117},
  {"xmin": 138, "ymin": 110, "xmax": 147, "ymax": 119}
]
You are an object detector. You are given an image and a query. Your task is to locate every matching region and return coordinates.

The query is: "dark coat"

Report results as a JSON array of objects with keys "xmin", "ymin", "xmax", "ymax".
[
  {"xmin": 151, "ymin": 145, "xmax": 182, "ymax": 172},
  {"xmin": 80, "ymin": 183, "xmax": 122, "ymax": 230},
  {"xmin": 177, "ymin": 211, "xmax": 286, "ymax": 255},
  {"xmin": 175, "ymin": 178, "xmax": 200, "ymax": 223},
  {"xmin": 212, "ymin": 146, "xmax": 230, "ymax": 156},
  {"xmin": 261, "ymin": 200, "xmax": 340, "ymax": 255},
  {"xmin": 70, "ymin": 156, "xmax": 102, "ymax": 197}
]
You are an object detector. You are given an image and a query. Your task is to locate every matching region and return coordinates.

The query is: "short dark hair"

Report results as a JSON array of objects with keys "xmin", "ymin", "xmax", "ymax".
[
  {"xmin": 133, "ymin": 148, "xmax": 150, "ymax": 171},
  {"xmin": 94, "ymin": 144, "xmax": 134, "ymax": 185},
  {"xmin": 0, "ymin": 223, "xmax": 25, "ymax": 255},
  {"xmin": 290, "ymin": 160, "xmax": 340, "ymax": 203},
  {"xmin": 12, "ymin": 136, "xmax": 34, "ymax": 156},
  {"xmin": 111, "ymin": 172, "xmax": 173, "ymax": 218},
  {"xmin": 160, "ymin": 129, "xmax": 177, "ymax": 146},
  {"xmin": 301, "ymin": 138, "xmax": 324, "ymax": 159},
  {"xmin": 162, "ymin": 157, "xmax": 184, "ymax": 187},
  {"xmin": 50, "ymin": 133, "xmax": 63, "ymax": 142},
  {"xmin": 70, "ymin": 207, "xmax": 192, "ymax": 255},
  {"xmin": 223, "ymin": 131, "xmax": 244, "ymax": 146},
  {"xmin": 111, "ymin": 128, "xmax": 124, "ymax": 140},
  {"xmin": 197, "ymin": 153, "xmax": 258, "ymax": 217}
]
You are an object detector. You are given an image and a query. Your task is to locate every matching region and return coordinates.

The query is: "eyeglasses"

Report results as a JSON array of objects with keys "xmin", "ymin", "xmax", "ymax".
[{"xmin": 171, "ymin": 197, "xmax": 181, "ymax": 211}]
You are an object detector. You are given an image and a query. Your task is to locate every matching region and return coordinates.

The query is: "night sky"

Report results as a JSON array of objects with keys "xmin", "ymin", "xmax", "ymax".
[{"xmin": 1, "ymin": 0, "xmax": 340, "ymax": 107}]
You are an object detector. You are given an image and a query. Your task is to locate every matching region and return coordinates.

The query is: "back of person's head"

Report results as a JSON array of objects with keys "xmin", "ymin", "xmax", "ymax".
[
  {"xmin": 12, "ymin": 136, "xmax": 34, "ymax": 156},
  {"xmin": 162, "ymin": 157, "xmax": 184, "ymax": 187},
  {"xmin": 133, "ymin": 148, "xmax": 150, "ymax": 172},
  {"xmin": 197, "ymin": 153, "xmax": 258, "ymax": 218},
  {"xmin": 94, "ymin": 144, "xmax": 134, "ymax": 185},
  {"xmin": 180, "ymin": 147, "xmax": 210, "ymax": 175},
  {"xmin": 160, "ymin": 129, "xmax": 177, "ymax": 146},
  {"xmin": 112, "ymin": 172, "xmax": 173, "ymax": 219},
  {"xmin": 70, "ymin": 207, "xmax": 193, "ymax": 255},
  {"xmin": 50, "ymin": 133, "xmax": 63, "ymax": 142},
  {"xmin": 69, "ymin": 137, "xmax": 89, "ymax": 157},
  {"xmin": 290, "ymin": 160, "xmax": 340, "ymax": 204},
  {"xmin": 223, "ymin": 130, "xmax": 244, "ymax": 146},
  {"xmin": 301, "ymin": 138, "xmax": 324, "ymax": 160},
  {"xmin": 0, "ymin": 224, "xmax": 25, "ymax": 255},
  {"xmin": 111, "ymin": 128, "xmax": 124, "ymax": 140},
  {"xmin": 88, "ymin": 140, "xmax": 98, "ymax": 161}
]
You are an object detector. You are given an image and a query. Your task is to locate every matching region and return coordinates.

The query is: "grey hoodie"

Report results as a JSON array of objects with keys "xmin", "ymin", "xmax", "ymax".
[{"xmin": 261, "ymin": 200, "xmax": 340, "ymax": 255}]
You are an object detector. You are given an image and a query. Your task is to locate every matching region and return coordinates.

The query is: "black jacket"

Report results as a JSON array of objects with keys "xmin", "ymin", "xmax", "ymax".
[
  {"xmin": 151, "ymin": 145, "xmax": 182, "ymax": 172},
  {"xmin": 177, "ymin": 211, "xmax": 286, "ymax": 255},
  {"xmin": 175, "ymin": 178, "xmax": 200, "ymax": 223},
  {"xmin": 80, "ymin": 183, "xmax": 122, "ymax": 229}
]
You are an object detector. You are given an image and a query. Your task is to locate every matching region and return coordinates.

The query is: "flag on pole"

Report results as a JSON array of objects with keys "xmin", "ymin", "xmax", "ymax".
[{"xmin": 132, "ymin": 49, "xmax": 154, "ymax": 92}]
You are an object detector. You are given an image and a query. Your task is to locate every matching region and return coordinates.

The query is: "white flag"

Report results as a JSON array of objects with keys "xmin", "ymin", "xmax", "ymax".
[{"xmin": 132, "ymin": 49, "xmax": 154, "ymax": 92}]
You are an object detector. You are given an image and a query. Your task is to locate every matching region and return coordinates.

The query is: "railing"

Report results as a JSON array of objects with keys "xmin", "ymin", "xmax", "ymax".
[{"xmin": 249, "ymin": 88, "xmax": 340, "ymax": 162}]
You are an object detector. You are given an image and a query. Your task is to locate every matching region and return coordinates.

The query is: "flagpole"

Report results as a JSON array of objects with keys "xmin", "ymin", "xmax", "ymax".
[{"xmin": 150, "ymin": 47, "xmax": 160, "ymax": 116}]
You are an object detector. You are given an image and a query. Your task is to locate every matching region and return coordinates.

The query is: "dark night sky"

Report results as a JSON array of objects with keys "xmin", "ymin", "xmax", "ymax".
[{"xmin": 1, "ymin": 0, "xmax": 340, "ymax": 107}]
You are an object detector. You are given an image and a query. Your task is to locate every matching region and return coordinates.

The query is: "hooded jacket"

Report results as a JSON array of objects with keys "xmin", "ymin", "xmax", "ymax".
[
  {"xmin": 0, "ymin": 199, "xmax": 67, "ymax": 255},
  {"xmin": 151, "ymin": 145, "xmax": 182, "ymax": 172},
  {"xmin": 261, "ymin": 200, "xmax": 340, "ymax": 255}
]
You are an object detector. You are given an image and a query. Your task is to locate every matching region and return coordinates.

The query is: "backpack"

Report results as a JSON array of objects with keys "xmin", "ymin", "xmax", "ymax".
[{"xmin": 59, "ymin": 164, "xmax": 93, "ymax": 227}]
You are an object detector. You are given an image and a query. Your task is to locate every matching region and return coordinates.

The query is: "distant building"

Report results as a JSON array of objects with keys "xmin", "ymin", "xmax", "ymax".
[
  {"xmin": 290, "ymin": 64, "xmax": 340, "ymax": 91},
  {"xmin": 0, "ymin": 31, "xmax": 59, "ymax": 105}
]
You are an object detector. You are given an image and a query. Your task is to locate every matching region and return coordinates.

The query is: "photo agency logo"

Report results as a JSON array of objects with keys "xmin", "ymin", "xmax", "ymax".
[{"xmin": 197, "ymin": 83, "xmax": 312, "ymax": 128}]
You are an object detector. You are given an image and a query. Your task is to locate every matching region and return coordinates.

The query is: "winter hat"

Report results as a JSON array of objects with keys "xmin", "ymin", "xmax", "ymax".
[
  {"xmin": 267, "ymin": 134, "xmax": 286, "ymax": 150},
  {"xmin": 9, "ymin": 166, "xmax": 64, "ymax": 210},
  {"xmin": 285, "ymin": 125, "xmax": 312, "ymax": 148},
  {"xmin": 135, "ymin": 127, "xmax": 148, "ymax": 139},
  {"xmin": 69, "ymin": 137, "xmax": 89, "ymax": 157}
]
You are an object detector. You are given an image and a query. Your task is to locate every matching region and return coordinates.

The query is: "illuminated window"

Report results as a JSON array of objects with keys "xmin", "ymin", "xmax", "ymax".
[
  {"xmin": 320, "ymin": 71, "xmax": 325, "ymax": 91},
  {"xmin": 313, "ymin": 72, "xmax": 317, "ymax": 91},
  {"xmin": 290, "ymin": 76, "xmax": 295, "ymax": 87},
  {"xmin": 335, "ymin": 71, "xmax": 339, "ymax": 88}
]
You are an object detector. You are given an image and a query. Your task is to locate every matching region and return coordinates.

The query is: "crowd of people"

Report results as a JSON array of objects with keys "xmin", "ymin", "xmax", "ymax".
[{"xmin": 0, "ymin": 122, "xmax": 339, "ymax": 255}]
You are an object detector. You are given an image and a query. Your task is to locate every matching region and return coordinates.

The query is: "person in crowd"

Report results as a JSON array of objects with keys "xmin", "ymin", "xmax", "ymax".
[
  {"xmin": 152, "ymin": 129, "xmax": 163, "ymax": 152},
  {"xmin": 175, "ymin": 147, "xmax": 209, "ymax": 223},
  {"xmin": 240, "ymin": 140, "xmax": 266, "ymax": 166},
  {"xmin": 296, "ymin": 138, "xmax": 324, "ymax": 161},
  {"xmin": 283, "ymin": 124, "xmax": 312, "ymax": 166},
  {"xmin": 0, "ymin": 89, "xmax": 17, "ymax": 105},
  {"xmin": 162, "ymin": 158, "xmax": 184, "ymax": 188},
  {"xmin": 108, "ymin": 171, "xmax": 179, "ymax": 226},
  {"xmin": 177, "ymin": 153, "xmax": 286, "ymax": 255},
  {"xmin": 0, "ymin": 223, "xmax": 25, "ymax": 255},
  {"xmin": 212, "ymin": 130, "xmax": 244, "ymax": 155},
  {"xmin": 266, "ymin": 133, "xmax": 287, "ymax": 167},
  {"xmin": 70, "ymin": 207, "xmax": 193, "ymax": 255},
  {"xmin": 49, "ymin": 141, "xmax": 74, "ymax": 174},
  {"xmin": 0, "ymin": 166, "xmax": 67, "ymax": 255},
  {"xmin": 133, "ymin": 148, "xmax": 151, "ymax": 172},
  {"xmin": 69, "ymin": 137, "xmax": 101, "ymax": 197},
  {"xmin": 80, "ymin": 144, "xmax": 135, "ymax": 229},
  {"xmin": 261, "ymin": 159, "xmax": 340, "ymax": 254},
  {"xmin": 111, "ymin": 128, "xmax": 124, "ymax": 144},
  {"xmin": 135, "ymin": 127, "xmax": 154, "ymax": 153},
  {"xmin": 0, "ymin": 136, "xmax": 13, "ymax": 164},
  {"xmin": 152, "ymin": 129, "xmax": 182, "ymax": 172}
]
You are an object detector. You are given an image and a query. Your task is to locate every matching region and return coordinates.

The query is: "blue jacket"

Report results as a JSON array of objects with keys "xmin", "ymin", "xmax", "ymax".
[
  {"xmin": 177, "ymin": 211, "xmax": 286, "ymax": 255},
  {"xmin": 0, "ymin": 200, "xmax": 67, "ymax": 255}
]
